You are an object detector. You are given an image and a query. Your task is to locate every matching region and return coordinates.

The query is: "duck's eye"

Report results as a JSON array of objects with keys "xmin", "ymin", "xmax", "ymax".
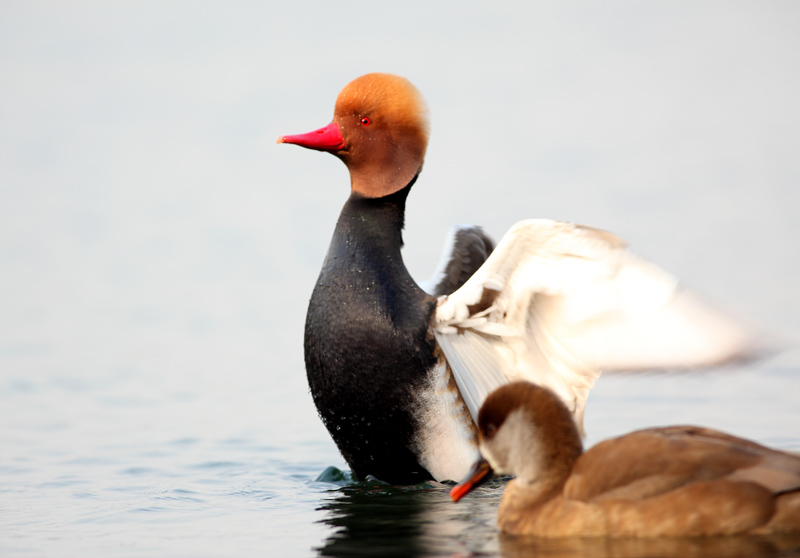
[{"xmin": 360, "ymin": 117, "xmax": 371, "ymax": 126}]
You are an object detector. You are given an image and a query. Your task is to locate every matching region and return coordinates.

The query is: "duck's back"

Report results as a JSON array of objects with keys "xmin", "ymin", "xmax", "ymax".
[{"xmin": 304, "ymin": 189, "xmax": 438, "ymax": 484}]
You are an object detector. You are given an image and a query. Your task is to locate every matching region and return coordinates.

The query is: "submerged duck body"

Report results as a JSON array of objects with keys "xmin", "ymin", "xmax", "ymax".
[
  {"xmin": 451, "ymin": 382, "xmax": 800, "ymax": 537},
  {"xmin": 279, "ymin": 73, "xmax": 761, "ymax": 484}
]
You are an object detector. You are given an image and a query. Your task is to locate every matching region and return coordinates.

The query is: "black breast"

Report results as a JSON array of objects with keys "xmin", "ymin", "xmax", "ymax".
[{"xmin": 304, "ymin": 185, "xmax": 438, "ymax": 484}]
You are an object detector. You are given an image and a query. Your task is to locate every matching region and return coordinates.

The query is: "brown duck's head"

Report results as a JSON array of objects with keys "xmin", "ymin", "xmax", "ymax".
[{"xmin": 451, "ymin": 382, "xmax": 584, "ymax": 502}]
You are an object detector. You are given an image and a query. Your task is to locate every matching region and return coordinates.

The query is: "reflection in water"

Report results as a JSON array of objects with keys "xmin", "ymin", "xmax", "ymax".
[
  {"xmin": 314, "ymin": 476, "xmax": 503, "ymax": 557},
  {"xmin": 315, "ymin": 484, "xmax": 428, "ymax": 557},
  {"xmin": 314, "ymin": 473, "xmax": 800, "ymax": 558},
  {"xmin": 499, "ymin": 531, "xmax": 800, "ymax": 558}
]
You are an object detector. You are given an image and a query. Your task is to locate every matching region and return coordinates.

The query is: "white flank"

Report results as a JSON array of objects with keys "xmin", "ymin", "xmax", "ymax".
[{"xmin": 413, "ymin": 360, "xmax": 480, "ymax": 482}]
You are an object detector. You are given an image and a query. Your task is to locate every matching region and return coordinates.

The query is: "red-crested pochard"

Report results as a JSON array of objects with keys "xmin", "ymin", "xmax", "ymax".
[
  {"xmin": 278, "ymin": 73, "xmax": 761, "ymax": 485},
  {"xmin": 451, "ymin": 381, "xmax": 800, "ymax": 537}
]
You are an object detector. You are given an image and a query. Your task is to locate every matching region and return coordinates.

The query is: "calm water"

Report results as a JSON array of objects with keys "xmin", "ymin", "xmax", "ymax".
[
  {"xmin": 2, "ymin": 3, "xmax": 799, "ymax": 557},
  {"xmin": 3, "ymin": 356, "xmax": 800, "ymax": 557}
]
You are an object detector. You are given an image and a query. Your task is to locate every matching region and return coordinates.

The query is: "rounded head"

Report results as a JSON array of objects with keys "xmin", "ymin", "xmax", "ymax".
[
  {"xmin": 451, "ymin": 382, "xmax": 583, "ymax": 502},
  {"xmin": 334, "ymin": 73, "xmax": 429, "ymax": 197},
  {"xmin": 279, "ymin": 73, "xmax": 430, "ymax": 198},
  {"xmin": 477, "ymin": 382, "xmax": 583, "ymax": 483},
  {"xmin": 333, "ymin": 72, "xmax": 429, "ymax": 146}
]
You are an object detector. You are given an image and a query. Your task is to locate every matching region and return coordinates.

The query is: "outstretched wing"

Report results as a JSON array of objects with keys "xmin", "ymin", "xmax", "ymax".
[
  {"xmin": 433, "ymin": 219, "xmax": 762, "ymax": 430},
  {"xmin": 420, "ymin": 225, "xmax": 495, "ymax": 297}
]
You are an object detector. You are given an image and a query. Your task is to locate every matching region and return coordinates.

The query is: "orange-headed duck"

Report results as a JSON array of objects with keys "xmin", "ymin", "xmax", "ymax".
[
  {"xmin": 451, "ymin": 381, "xmax": 800, "ymax": 537},
  {"xmin": 278, "ymin": 73, "xmax": 761, "ymax": 485}
]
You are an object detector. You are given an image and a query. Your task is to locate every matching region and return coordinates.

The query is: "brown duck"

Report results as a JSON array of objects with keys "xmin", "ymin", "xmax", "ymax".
[{"xmin": 451, "ymin": 381, "xmax": 800, "ymax": 537}]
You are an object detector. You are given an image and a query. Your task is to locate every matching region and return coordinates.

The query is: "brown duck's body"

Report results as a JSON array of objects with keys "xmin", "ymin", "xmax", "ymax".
[
  {"xmin": 501, "ymin": 426, "xmax": 800, "ymax": 537},
  {"xmin": 453, "ymin": 382, "xmax": 800, "ymax": 538}
]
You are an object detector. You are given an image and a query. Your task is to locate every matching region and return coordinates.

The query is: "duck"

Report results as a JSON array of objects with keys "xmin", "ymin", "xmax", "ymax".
[
  {"xmin": 278, "ymin": 72, "xmax": 760, "ymax": 485},
  {"xmin": 450, "ymin": 381, "xmax": 800, "ymax": 537}
]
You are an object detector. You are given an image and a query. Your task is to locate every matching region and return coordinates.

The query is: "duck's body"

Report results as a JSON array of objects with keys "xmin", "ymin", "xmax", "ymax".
[
  {"xmin": 304, "ymin": 184, "xmax": 483, "ymax": 483},
  {"xmin": 451, "ymin": 382, "xmax": 800, "ymax": 537},
  {"xmin": 304, "ymin": 187, "xmax": 439, "ymax": 483},
  {"xmin": 280, "ymin": 73, "xmax": 762, "ymax": 484}
]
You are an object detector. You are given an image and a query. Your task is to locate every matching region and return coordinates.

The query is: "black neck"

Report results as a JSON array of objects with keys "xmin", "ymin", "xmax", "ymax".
[
  {"xmin": 338, "ymin": 177, "xmax": 416, "ymax": 250},
  {"xmin": 342, "ymin": 184, "xmax": 410, "ymax": 247},
  {"xmin": 320, "ymin": 181, "xmax": 430, "ymax": 323}
]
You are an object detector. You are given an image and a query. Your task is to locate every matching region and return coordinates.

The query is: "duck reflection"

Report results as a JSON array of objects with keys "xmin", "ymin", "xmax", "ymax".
[
  {"xmin": 313, "ymin": 474, "xmax": 800, "ymax": 558},
  {"xmin": 315, "ymin": 484, "xmax": 426, "ymax": 557},
  {"xmin": 314, "ymin": 477, "xmax": 502, "ymax": 557}
]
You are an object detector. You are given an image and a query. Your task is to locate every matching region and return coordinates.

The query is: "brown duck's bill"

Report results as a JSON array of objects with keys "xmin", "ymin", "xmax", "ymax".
[
  {"xmin": 276, "ymin": 122, "xmax": 345, "ymax": 152},
  {"xmin": 450, "ymin": 457, "xmax": 493, "ymax": 502}
]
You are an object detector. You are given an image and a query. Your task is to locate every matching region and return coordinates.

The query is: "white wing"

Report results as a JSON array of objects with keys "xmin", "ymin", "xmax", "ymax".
[{"xmin": 433, "ymin": 219, "xmax": 762, "ymax": 431}]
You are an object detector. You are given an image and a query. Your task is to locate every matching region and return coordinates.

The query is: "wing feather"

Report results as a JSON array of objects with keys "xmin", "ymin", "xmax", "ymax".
[
  {"xmin": 433, "ymin": 219, "xmax": 763, "ymax": 430},
  {"xmin": 421, "ymin": 225, "xmax": 494, "ymax": 296}
]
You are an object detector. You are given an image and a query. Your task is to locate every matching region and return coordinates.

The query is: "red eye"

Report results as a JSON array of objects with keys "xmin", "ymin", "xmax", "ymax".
[{"xmin": 360, "ymin": 117, "xmax": 371, "ymax": 126}]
